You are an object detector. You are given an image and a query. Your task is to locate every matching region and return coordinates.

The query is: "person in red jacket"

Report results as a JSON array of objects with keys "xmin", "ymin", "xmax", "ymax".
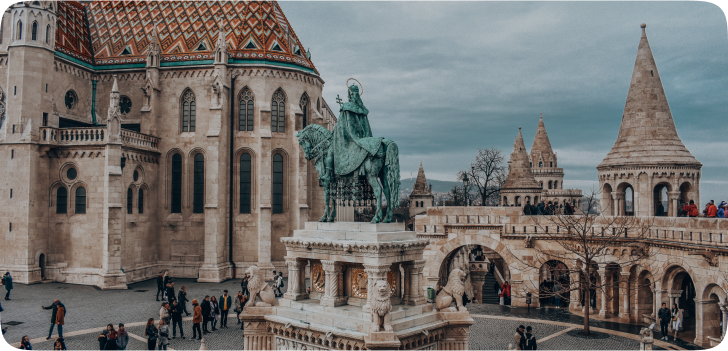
[
  {"xmin": 501, "ymin": 281, "xmax": 512, "ymax": 305},
  {"xmin": 688, "ymin": 200, "xmax": 700, "ymax": 217},
  {"xmin": 706, "ymin": 200, "xmax": 718, "ymax": 218}
]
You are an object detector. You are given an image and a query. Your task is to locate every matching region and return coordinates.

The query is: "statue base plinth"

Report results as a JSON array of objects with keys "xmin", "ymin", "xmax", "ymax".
[{"xmin": 365, "ymin": 332, "xmax": 400, "ymax": 350}]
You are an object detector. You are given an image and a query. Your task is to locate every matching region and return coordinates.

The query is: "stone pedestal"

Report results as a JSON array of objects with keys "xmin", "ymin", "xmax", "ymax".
[
  {"xmin": 283, "ymin": 258, "xmax": 308, "ymax": 301},
  {"xmin": 240, "ymin": 306, "xmax": 274, "ymax": 350},
  {"xmin": 364, "ymin": 332, "xmax": 400, "ymax": 350}
]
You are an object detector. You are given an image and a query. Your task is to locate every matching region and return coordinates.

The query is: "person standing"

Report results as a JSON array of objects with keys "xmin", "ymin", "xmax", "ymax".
[
  {"xmin": 162, "ymin": 272, "xmax": 170, "ymax": 300},
  {"xmin": 201, "ymin": 296, "xmax": 211, "ymax": 334},
  {"xmin": 493, "ymin": 280, "xmax": 500, "ymax": 299},
  {"xmin": 116, "ymin": 324, "xmax": 129, "ymax": 350},
  {"xmin": 658, "ymin": 302, "xmax": 671, "ymax": 340},
  {"xmin": 220, "ymin": 290, "xmax": 232, "ymax": 328},
  {"xmin": 191, "ymin": 299, "xmax": 202, "ymax": 340},
  {"xmin": 19, "ymin": 336, "xmax": 32, "ymax": 350},
  {"xmin": 671, "ymin": 303, "xmax": 682, "ymax": 341},
  {"xmin": 43, "ymin": 299, "xmax": 65, "ymax": 340},
  {"xmin": 210, "ymin": 296, "xmax": 220, "ymax": 331},
  {"xmin": 144, "ymin": 318, "xmax": 157, "ymax": 351},
  {"xmin": 501, "ymin": 281, "xmax": 512, "ymax": 305},
  {"xmin": 234, "ymin": 291, "xmax": 247, "ymax": 329},
  {"xmin": 157, "ymin": 319, "xmax": 169, "ymax": 351},
  {"xmin": 553, "ymin": 280, "xmax": 562, "ymax": 308},
  {"xmin": 159, "ymin": 302, "xmax": 170, "ymax": 325},
  {"xmin": 3, "ymin": 272, "xmax": 12, "ymax": 300},
  {"xmin": 707, "ymin": 200, "xmax": 718, "ymax": 218},
  {"xmin": 177, "ymin": 286, "xmax": 190, "ymax": 317},
  {"xmin": 272, "ymin": 271, "xmax": 280, "ymax": 297},
  {"xmin": 155, "ymin": 272, "xmax": 164, "ymax": 301},
  {"xmin": 514, "ymin": 325, "xmax": 525, "ymax": 350},
  {"xmin": 520, "ymin": 326, "xmax": 537, "ymax": 350},
  {"xmin": 166, "ymin": 280, "xmax": 175, "ymax": 304},
  {"xmin": 104, "ymin": 324, "xmax": 118, "ymax": 350},
  {"xmin": 241, "ymin": 276, "xmax": 249, "ymax": 298},
  {"xmin": 170, "ymin": 300, "xmax": 184, "ymax": 339},
  {"xmin": 688, "ymin": 200, "xmax": 700, "ymax": 217}
]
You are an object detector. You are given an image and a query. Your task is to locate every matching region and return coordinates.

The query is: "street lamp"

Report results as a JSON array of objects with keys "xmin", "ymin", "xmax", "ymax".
[{"xmin": 462, "ymin": 173, "xmax": 469, "ymax": 207}]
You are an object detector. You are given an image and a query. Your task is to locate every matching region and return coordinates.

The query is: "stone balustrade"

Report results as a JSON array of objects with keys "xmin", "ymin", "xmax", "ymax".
[{"xmin": 39, "ymin": 126, "xmax": 160, "ymax": 152}]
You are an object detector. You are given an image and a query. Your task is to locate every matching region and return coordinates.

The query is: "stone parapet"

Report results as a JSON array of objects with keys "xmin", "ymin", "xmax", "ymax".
[{"xmin": 39, "ymin": 126, "xmax": 160, "ymax": 153}]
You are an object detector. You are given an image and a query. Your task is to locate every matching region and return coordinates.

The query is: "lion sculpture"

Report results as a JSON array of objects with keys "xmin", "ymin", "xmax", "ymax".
[
  {"xmin": 370, "ymin": 280, "xmax": 393, "ymax": 333},
  {"xmin": 435, "ymin": 268, "xmax": 467, "ymax": 312},
  {"xmin": 244, "ymin": 266, "xmax": 277, "ymax": 307}
]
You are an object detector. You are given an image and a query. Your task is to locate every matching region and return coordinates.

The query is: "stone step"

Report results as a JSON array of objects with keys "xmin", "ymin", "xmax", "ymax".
[{"xmin": 292, "ymin": 229, "xmax": 415, "ymax": 242}]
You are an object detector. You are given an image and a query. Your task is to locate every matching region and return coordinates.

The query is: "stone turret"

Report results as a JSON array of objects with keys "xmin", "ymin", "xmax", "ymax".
[
  {"xmin": 597, "ymin": 24, "xmax": 701, "ymax": 217},
  {"xmin": 409, "ymin": 162, "xmax": 434, "ymax": 216},
  {"xmin": 530, "ymin": 114, "xmax": 562, "ymax": 190},
  {"xmin": 501, "ymin": 128, "xmax": 542, "ymax": 207}
]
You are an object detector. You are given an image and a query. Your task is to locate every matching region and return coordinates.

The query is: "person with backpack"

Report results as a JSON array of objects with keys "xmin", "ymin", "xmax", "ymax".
[
  {"xmin": 144, "ymin": 318, "xmax": 157, "ymax": 350},
  {"xmin": 513, "ymin": 325, "xmax": 525, "ymax": 350},
  {"xmin": 520, "ymin": 326, "xmax": 537, "ymax": 350}
]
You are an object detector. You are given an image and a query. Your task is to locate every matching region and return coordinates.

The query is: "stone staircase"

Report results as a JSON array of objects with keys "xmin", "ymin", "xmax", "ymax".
[{"xmin": 481, "ymin": 271, "xmax": 500, "ymax": 304}]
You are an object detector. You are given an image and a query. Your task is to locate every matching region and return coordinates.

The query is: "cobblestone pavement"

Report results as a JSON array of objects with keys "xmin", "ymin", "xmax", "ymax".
[{"xmin": 0, "ymin": 281, "xmax": 700, "ymax": 350}]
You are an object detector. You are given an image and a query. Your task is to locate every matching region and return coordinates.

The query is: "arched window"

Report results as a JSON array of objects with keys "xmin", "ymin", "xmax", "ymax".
[
  {"xmin": 299, "ymin": 93, "xmax": 309, "ymax": 129},
  {"xmin": 539, "ymin": 161, "xmax": 543, "ymax": 168},
  {"xmin": 317, "ymin": 97, "xmax": 321, "ymax": 113},
  {"xmin": 45, "ymin": 24, "xmax": 50, "ymax": 43},
  {"xmin": 126, "ymin": 188, "xmax": 133, "ymax": 214},
  {"xmin": 239, "ymin": 88, "xmax": 254, "ymax": 131},
  {"xmin": 540, "ymin": 181, "xmax": 543, "ymax": 189},
  {"xmin": 16, "ymin": 21, "xmax": 22, "ymax": 40},
  {"xmin": 138, "ymin": 189, "xmax": 144, "ymax": 214},
  {"xmin": 171, "ymin": 154, "xmax": 182, "ymax": 213},
  {"xmin": 272, "ymin": 153, "xmax": 283, "ymax": 214},
  {"xmin": 550, "ymin": 161, "xmax": 553, "ymax": 167},
  {"xmin": 240, "ymin": 153, "xmax": 251, "ymax": 213},
  {"xmin": 554, "ymin": 181, "xmax": 558, "ymax": 189},
  {"xmin": 75, "ymin": 187, "xmax": 86, "ymax": 214},
  {"xmin": 548, "ymin": 181, "xmax": 553, "ymax": 189},
  {"xmin": 271, "ymin": 89, "xmax": 285, "ymax": 133},
  {"xmin": 31, "ymin": 21, "xmax": 37, "ymax": 41},
  {"xmin": 415, "ymin": 201, "xmax": 419, "ymax": 208},
  {"xmin": 193, "ymin": 153, "xmax": 204, "ymax": 213},
  {"xmin": 56, "ymin": 187, "xmax": 67, "ymax": 214},
  {"xmin": 181, "ymin": 89, "xmax": 196, "ymax": 132}
]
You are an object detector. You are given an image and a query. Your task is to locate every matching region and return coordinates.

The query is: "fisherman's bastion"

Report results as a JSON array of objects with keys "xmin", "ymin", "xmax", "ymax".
[{"xmin": 0, "ymin": 0, "xmax": 726, "ymax": 349}]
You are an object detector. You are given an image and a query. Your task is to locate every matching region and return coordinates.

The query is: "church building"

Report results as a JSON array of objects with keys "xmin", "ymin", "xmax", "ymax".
[{"xmin": 0, "ymin": 0, "xmax": 336, "ymax": 288}]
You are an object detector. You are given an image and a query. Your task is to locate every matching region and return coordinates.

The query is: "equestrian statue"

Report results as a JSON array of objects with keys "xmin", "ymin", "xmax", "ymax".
[{"xmin": 295, "ymin": 80, "xmax": 400, "ymax": 223}]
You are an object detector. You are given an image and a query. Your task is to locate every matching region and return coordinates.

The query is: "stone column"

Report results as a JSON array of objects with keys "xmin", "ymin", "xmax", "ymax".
[
  {"xmin": 693, "ymin": 299, "xmax": 707, "ymax": 347},
  {"xmin": 284, "ymin": 257, "xmax": 308, "ymax": 301},
  {"xmin": 599, "ymin": 268, "xmax": 607, "ymax": 317},
  {"xmin": 470, "ymin": 271, "xmax": 486, "ymax": 304},
  {"xmin": 619, "ymin": 271, "xmax": 631, "ymax": 319},
  {"xmin": 720, "ymin": 303, "xmax": 728, "ymax": 337},
  {"xmin": 363, "ymin": 264, "xmax": 392, "ymax": 313},
  {"xmin": 668, "ymin": 191, "xmax": 681, "ymax": 217},
  {"xmin": 612, "ymin": 195, "xmax": 619, "ymax": 217},
  {"xmin": 568, "ymin": 270, "xmax": 581, "ymax": 312},
  {"xmin": 403, "ymin": 260, "xmax": 427, "ymax": 306},
  {"xmin": 320, "ymin": 260, "xmax": 346, "ymax": 307}
]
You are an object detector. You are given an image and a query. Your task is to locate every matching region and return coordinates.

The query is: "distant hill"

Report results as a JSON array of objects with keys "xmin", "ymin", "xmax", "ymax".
[{"xmin": 400, "ymin": 177, "xmax": 461, "ymax": 194}]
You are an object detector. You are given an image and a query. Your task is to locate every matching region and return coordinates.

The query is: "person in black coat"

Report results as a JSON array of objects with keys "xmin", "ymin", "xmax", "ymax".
[
  {"xmin": 42, "ymin": 299, "xmax": 65, "ymax": 340},
  {"xmin": 166, "ymin": 281, "xmax": 175, "ymax": 304},
  {"xmin": 170, "ymin": 301, "xmax": 184, "ymax": 339},
  {"xmin": 240, "ymin": 276, "xmax": 249, "ymax": 298},
  {"xmin": 177, "ymin": 286, "xmax": 190, "ymax": 317},
  {"xmin": 155, "ymin": 272, "xmax": 164, "ymax": 301},
  {"xmin": 200, "ymin": 296, "xmax": 212, "ymax": 334}
]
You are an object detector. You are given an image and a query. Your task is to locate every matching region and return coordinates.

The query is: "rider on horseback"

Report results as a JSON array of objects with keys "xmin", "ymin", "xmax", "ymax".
[{"xmin": 332, "ymin": 85, "xmax": 384, "ymax": 176}]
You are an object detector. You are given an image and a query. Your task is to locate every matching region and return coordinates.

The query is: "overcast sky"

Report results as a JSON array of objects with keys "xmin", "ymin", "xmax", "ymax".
[{"xmin": 281, "ymin": 1, "xmax": 728, "ymax": 201}]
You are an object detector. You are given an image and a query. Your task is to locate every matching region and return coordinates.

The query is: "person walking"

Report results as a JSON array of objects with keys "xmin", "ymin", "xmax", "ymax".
[
  {"xmin": 688, "ymin": 200, "xmax": 700, "ymax": 217},
  {"xmin": 3, "ymin": 272, "xmax": 13, "ymax": 300},
  {"xmin": 501, "ymin": 281, "xmax": 512, "ymax": 305},
  {"xmin": 210, "ymin": 295, "xmax": 220, "ymax": 331},
  {"xmin": 104, "ymin": 324, "xmax": 118, "ymax": 350},
  {"xmin": 43, "ymin": 299, "xmax": 65, "ymax": 340},
  {"xmin": 19, "ymin": 336, "xmax": 32, "ymax": 350},
  {"xmin": 514, "ymin": 325, "xmax": 525, "ymax": 350},
  {"xmin": 157, "ymin": 319, "xmax": 169, "ymax": 351},
  {"xmin": 177, "ymin": 286, "xmax": 190, "ymax": 317},
  {"xmin": 658, "ymin": 302, "xmax": 671, "ymax": 340},
  {"xmin": 553, "ymin": 280, "xmax": 562, "ymax": 308},
  {"xmin": 234, "ymin": 291, "xmax": 247, "ymax": 329},
  {"xmin": 144, "ymin": 318, "xmax": 157, "ymax": 351},
  {"xmin": 201, "ymin": 296, "xmax": 211, "ymax": 334},
  {"xmin": 671, "ymin": 303, "xmax": 682, "ymax": 341},
  {"xmin": 159, "ymin": 302, "xmax": 170, "ymax": 325},
  {"xmin": 162, "ymin": 272, "xmax": 170, "ymax": 300},
  {"xmin": 220, "ymin": 290, "xmax": 232, "ymax": 328},
  {"xmin": 170, "ymin": 300, "xmax": 184, "ymax": 339},
  {"xmin": 191, "ymin": 299, "xmax": 202, "ymax": 340},
  {"xmin": 166, "ymin": 280, "xmax": 175, "ymax": 304},
  {"xmin": 241, "ymin": 276, "xmax": 250, "ymax": 298},
  {"xmin": 520, "ymin": 326, "xmax": 537, "ymax": 350},
  {"xmin": 155, "ymin": 272, "xmax": 164, "ymax": 301},
  {"xmin": 116, "ymin": 324, "xmax": 129, "ymax": 350}
]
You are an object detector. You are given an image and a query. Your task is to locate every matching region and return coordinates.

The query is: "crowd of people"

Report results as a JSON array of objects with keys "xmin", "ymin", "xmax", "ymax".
[
  {"xmin": 675, "ymin": 199, "xmax": 728, "ymax": 218},
  {"xmin": 522, "ymin": 200, "xmax": 575, "ymax": 216}
]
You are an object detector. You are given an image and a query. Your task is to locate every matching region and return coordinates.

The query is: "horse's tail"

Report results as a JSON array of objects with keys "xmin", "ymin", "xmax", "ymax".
[{"xmin": 383, "ymin": 139, "xmax": 401, "ymax": 210}]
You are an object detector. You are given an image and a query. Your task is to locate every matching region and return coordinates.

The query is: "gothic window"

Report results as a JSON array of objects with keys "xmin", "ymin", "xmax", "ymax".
[
  {"xmin": 138, "ymin": 189, "xmax": 144, "ymax": 214},
  {"xmin": 45, "ymin": 24, "xmax": 50, "ymax": 43},
  {"xmin": 119, "ymin": 96, "xmax": 131, "ymax": 114},
  {"xmin": 415, "ymin": 201, "xmax": 419, "ymax": 208},
  {"xmin": 31, "ymin": 21, "xmax": 37, "ymax": 41},
  {"xmin": 65, "ymin": 90, "xmax": 77, "ymax": 110},
  {"xmin": 171, "ymin": 154, "xmax": 182, "ymax": 213},
  {"xmin": 127, "ymin": 188, "xmax": 133, "ymax": 214},
  {"xmin": 271, "ymin": 89, "xmax": 285, "ymax": 133},
  {"xmin": 193, "ymin": 153, "xmax": 204, "ymax": 213},
  {"xmin": 550, "ymin": 161, "xmax": 553, "ymax": 167},
  {"xmin": 539, "ymin": 161, "xmax": 543, "ymax": 168},
  {"xmin": 56, "ymin": 187, "xmax": 67, "ymax": 214},
  {"xmin": 240, "ymin": 153, "xmax": 251, "ymax": 213},
  {"xmin": 181, "ymin": 89, "xmax": 196, "ymax": 132},
  {"xmin": 272, "ymin": 153, "xmax": 283, "ymax": 214},
  {"xmin": 16, "ymin": 21, "xmax": 22, "ymax": 40},
  {"xmin": 316, "ymin": 98, "xmax": 321, "ymax": 113},
  {"xmin": 67, "ymin": 168, "xmax": 77, "ymax": 180},
  {"xmin": 75, "ymin": 187, "xmax": 86, "ymax": 214},
  {"xmin": 239, "ymin": 88, "xmax": 254, "ymax": 131},
  {"xmin": 299, "ymin": 93, "xmax": 309, "ymax": 129}
]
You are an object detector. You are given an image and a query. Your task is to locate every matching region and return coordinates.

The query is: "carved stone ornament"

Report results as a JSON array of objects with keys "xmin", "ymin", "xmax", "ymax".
[
  {"xmin": 312, "ymin": 264, "xmax": 325, "ymax": 293},
  {"xmin": 350, "ymin": 268, "xmax": 397, "ymax": 299}
]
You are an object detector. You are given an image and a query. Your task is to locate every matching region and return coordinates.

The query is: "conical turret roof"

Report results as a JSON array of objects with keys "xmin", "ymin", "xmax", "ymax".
[
  {"xmin": 598, "ymin": 24, "xmax": 701, "ymax": 169},
  {"xmin": 411, "ymin": 162, "xmax": 431, "ymax": 196},
  {"xmin": 530, "ymin": 113, "xmax": 556, "ymax": 165},
  {"xmin": 502, "ymin": 128, "xmax": 542, "ymax": 190}
]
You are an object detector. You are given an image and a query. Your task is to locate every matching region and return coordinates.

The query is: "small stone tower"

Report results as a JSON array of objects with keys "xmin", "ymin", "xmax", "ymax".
[
  {"xmin": 597, "ymin": 24, "xmax": 701, "ymax": 217},
  {"xmin": 409, "ymin": 162, "xmax": 434, "ymax": 214},
  {"xmin": 530, "ymin": 114, "xmax": 562, "ymax": 191},
  {"xmin": 501, "ymin": 127, "xmax": 542, "ymax": 207}
]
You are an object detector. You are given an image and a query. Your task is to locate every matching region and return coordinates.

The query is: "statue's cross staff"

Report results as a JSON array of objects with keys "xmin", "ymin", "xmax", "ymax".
[{"xmin": 335, "ymin": 94, "xmax": 343, "ymax": 107}]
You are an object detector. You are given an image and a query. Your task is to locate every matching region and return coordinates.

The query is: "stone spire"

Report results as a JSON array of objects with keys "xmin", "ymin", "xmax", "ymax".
[
  {"xmin": 530, "ymin": 113, "xmax": 556, "ymax": 168},
  {"xmin": 146, "ymin": 25, "xmax": 160, "ymax": 68},
  {"xmin": 411, "ymin": 162, "xmax": 431, "ymax": 196},
  {"xmin": 109, "ymin": 75, "xmax": 119, "ymax": 113},
  {"xmin": 598, "ymin": 24, "xmax": 701, "ymax": 169},
  {"xmin": 502, "ymin": 127, "xmax": 541, "ymax": 190}
]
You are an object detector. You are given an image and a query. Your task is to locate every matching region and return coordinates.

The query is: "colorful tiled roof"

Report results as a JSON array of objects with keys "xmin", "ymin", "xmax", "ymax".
[
  {"xmin": 55, "ymin": 1, "xmax": 316, "ymax": 73},
  {"xmin": 55, "ymin": 1, "xmax": 94, "ymax": 64}
]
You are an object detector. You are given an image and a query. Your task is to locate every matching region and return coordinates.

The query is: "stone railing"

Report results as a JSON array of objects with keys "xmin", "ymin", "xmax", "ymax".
[
  {"xmin": 531, "ymin": 167, "xmax": 564, "ymax": 175},
  {"xmin": 39, "ymin": 126, "xmax": 160, "ymax": 153}
]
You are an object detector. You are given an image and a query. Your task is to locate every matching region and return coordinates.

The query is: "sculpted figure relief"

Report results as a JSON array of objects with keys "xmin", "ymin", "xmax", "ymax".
[
  {"xmin": 370, "ymin": 280, "xmax": 393, "ymax": 333},
  {"xmin": 245, "ymin": 266, "xmax": 276, "ymax": 307},
  {"xmin": 435, "ymin": 269, "xmax": 468, "ymax": 312}
]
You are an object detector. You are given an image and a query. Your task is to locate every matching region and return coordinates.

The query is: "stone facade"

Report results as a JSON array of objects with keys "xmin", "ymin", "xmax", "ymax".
[{"xmin": 0, "ymin": 1, "xmax": 335, "ymax": 287}]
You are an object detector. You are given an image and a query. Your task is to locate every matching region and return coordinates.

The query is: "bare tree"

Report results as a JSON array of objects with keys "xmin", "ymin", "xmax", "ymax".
[
  {"xmin": 458, "ymin": 147, "xmax": 506, "ymax": 206},
  {"xmin": 516, "ymin": 187, "xmax": 655, "ymax": 336}
]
